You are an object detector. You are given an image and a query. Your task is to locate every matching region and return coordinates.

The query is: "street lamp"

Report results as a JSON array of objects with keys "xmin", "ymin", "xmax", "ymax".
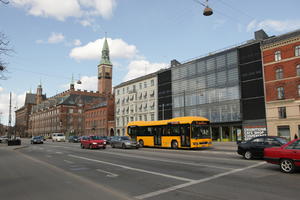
[{"xmin": 203, "ymin": 0, "xmax": 213, "ymax": 16}]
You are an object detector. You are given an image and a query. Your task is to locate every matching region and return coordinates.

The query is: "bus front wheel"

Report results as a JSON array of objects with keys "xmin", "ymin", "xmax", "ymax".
[
  {"xmin": 171, "ymin": 140, "xmax": 178, "ymax": 149},
  {"xmin": 139, "ymin": 140, "xmax": 144, "ymax": 148}
]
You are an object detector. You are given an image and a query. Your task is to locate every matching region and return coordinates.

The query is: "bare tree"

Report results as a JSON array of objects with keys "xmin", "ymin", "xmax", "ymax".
[{"xmin": 0, "ymin": 0, "xmax": 11, "ymax": 79}]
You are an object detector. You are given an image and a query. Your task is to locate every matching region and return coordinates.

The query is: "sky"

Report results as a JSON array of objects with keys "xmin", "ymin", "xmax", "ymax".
[{"xmin": 0, "ymin": 0, "xmax": 300, "ymax": 125}]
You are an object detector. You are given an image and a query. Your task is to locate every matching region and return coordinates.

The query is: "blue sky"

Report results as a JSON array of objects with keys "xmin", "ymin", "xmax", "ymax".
[{"xmin": 1, "ymin": 0, "xmax": 300, "ymax": 125}]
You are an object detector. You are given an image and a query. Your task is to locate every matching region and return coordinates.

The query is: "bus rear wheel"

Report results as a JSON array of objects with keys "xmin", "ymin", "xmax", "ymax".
[{"xmin": 171, "ymin": 140, "xmax": 178, "ymax": 149}]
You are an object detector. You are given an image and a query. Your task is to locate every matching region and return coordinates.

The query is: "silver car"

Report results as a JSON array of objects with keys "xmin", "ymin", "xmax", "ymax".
[{"xmin": 111, "ymin": 136, "xmax": 139, "ymax": 149}]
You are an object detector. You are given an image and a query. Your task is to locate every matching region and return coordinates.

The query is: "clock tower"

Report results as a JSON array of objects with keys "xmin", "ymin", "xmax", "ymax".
[{"xmin": 98, "ymin": 38, "xmax": 112, "ymax": 95}]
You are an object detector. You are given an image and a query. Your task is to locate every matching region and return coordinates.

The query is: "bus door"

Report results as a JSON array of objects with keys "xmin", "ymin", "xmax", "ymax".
[
  {"xmin": 154, "ymin": 127, "xmax": 162, "ymax": 146},
  {"xmin": 180, "ymin": 125, "xmax": 190, "ymax": 147},
  {"xmin": 128, "ymin": 126, "xmax": 138, "ymax": 141}
]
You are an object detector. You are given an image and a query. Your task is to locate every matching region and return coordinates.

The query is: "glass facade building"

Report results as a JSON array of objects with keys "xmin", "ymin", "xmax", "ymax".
[{"xmin": 171, "ymin": 49, "xmax": 241, "ymax": 141}]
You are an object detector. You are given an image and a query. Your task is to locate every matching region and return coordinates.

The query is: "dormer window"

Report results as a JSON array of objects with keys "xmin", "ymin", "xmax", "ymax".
[{"xmin": 275, "ymin": 51, "xmax": 281, "ymax": 61}]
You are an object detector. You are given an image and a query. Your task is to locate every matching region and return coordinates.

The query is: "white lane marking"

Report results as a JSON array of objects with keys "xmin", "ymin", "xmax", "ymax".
[
  {"xmin": 96, "ymin": 169, "xmax": 118, "ymax": 178},
  {"xmin": 135, "ymin": 162, "xmax": 265, "ymax": 199},
  {"xmin": 55, "ymin": 152, "xmax": 63, "ymax": 154},
  {"xmin": 46, "ymin": 155, "xmax": 52, "ymax": 158},
  {"xmin": 69, "ymin": 154, "xmax": 195, "ymax": 182},
  {"xmin": 64, "ymin": 160, "xmax": 74, "ymax": 164},
  {"xmin": 99, "ymin": 151, "xmax": 233, "ymax": 170}
]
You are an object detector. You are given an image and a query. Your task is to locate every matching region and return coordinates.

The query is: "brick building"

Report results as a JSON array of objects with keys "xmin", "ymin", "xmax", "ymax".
[
  {"xmin": 26, "ymin": 38, "xmax": 115, "ymax": 137},
  {"xmin": 262, "ymin": 29, "xmax": 300, "ymax": 140},
  {"xmin": 84, "ymin": 95, "xmax": 115, "ymax": 136},
  {"xmin": 15, "ymin": 84, "xmax": 46, "ymax": 137}
]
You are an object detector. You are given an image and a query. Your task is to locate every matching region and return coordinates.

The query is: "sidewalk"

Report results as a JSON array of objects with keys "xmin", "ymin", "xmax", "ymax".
[{"xmin": 210, "ymin": 141, "xmax": 237, "ymax": 152}]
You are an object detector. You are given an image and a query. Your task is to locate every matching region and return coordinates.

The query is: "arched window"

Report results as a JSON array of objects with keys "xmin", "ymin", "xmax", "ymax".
[
  {"xmin": 275, "ymin": 68, "xmax": 283, "ymax": 79},
  {"xmin": 275, "ymin": 51, "xmax": 281, "ymax": 61}
]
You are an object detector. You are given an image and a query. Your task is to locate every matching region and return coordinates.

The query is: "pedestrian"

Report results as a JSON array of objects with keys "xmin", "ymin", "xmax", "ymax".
[{"xmin": 294, "ymin": 134, "xmax": 298, "ymax": 139}]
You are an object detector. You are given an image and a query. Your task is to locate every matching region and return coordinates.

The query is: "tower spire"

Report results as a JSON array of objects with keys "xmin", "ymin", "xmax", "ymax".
[{"xmin": 100, "ymin": 37, "xmax": 112, "ymax": 65}]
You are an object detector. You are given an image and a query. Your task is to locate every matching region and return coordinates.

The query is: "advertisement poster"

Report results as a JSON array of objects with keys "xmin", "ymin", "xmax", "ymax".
[{"xmin": 243, "ymin": 127, "xmax": 267, "ymax": 141}]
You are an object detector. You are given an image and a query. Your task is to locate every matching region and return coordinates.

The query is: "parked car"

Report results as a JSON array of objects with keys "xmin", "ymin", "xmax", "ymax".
[
  {"xmin": 52, "ymin": 133, "xmax": 66, "ymax": 142},
  {"xmin": 264, "ymin": 139, "xmax": 300, "ymax": 173},
  {"xmin": 80, "ymin": 136, "xmax": 106, "ymax": 149},
  {"xmin": 111, "ymin": 136, "xmax": 139, "ymax": 149},
  {"xmin": 31, "ymin": 136, "xmax": 44, "ymax": 144},
  {"xmin": 68, "ymin": 136, "xmax": 80, "ymax": 143},
  {"xmin": 237, "ymin": 136, "xmax": 288, "ymax": 160},
  {"xmin": 0, "ymin": 136, "xmax": 8, "ymax": 143}
]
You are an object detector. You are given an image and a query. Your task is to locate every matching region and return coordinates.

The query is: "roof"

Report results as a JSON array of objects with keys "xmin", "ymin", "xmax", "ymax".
[
  {"xmin": 127, "ymin": 116, "xmax": 209, "ymax": 127},
  {"xmin": 262, "ymin": 29, "xmax": 300, "ymax": 46},
  {"xmin": 114, "ymin": 68, "xmax": 169, "ymax": 89},
  {"xmin": 31, "ymin": 94, "xmax": 105, "ymax": 113}
]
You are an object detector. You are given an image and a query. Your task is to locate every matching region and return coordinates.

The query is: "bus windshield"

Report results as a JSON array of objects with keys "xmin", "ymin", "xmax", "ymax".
[{"xmin": 191, "ymin": 125, "xmax": 210, "ymax": 139}]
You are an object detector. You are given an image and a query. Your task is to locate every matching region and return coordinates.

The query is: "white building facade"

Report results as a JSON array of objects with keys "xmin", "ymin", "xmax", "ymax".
[{"xmin": 114, "ymin": 73, "xmax": 158, "ymax": 136}]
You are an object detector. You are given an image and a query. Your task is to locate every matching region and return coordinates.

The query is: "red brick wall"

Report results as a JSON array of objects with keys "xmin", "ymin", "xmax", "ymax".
[{"xmin": 263, "ymin": 41, "xmax": 300, "ymax": 102}]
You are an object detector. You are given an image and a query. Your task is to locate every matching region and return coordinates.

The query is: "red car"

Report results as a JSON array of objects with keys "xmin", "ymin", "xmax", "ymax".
[
  {"xmin": 264, "ymin": 139, "xmax": 300, "ymax": 173},
  {"xmin": 80, "ymin": 136, "xmax": 106, "ymax": 149}
]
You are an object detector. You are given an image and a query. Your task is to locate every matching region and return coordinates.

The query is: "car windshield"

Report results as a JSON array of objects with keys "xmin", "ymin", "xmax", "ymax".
[
  {"xmin": 33, "ymin": 136, "xmax": 42, "ymax": 139},
  {"xmin": 191, "ymin": 125, "xmax": 210, "ymax": 139},
  {"xmin": 121, "ymin": 136, "xmax": 130, "ymax": 141},
  {"xmin": 90, "ymin": 136, "xmax": 101, "ymax": 140},
  {"xmin": 276, "ymin": 137, "xmax": 288, "ymax": 144}
]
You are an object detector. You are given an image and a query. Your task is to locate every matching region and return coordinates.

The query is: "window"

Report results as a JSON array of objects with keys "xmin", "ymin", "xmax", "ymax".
[
  {"xmin": 151, "ymin": 79, "xmax": 154, "ymax": 86},
  {"xmin": 275, "ymin": 51, "xmax": 281, "ymax": 61},
  {"xmin": 277, "ymin": 126, "xmax": 290, "ymax": 140},
  {"xmin": 275, "ymin": 68, "xmax": 283, "ymax": 79},
  {"xmin": 298, "ymin": 85, "xmax": 300, "ymax": 96},
  {"xmin": 251, "ymin": 137, "xmax": 264, "ymax": 144},
  {"xmin": 277, "ymin": 87, "xmax": 284, "ymax": 99},
  {"xmin": 144, "ymin": 82, "xmax": 147, "ymax": 88},
  {"xmin": 139, "ymin": 83, "xmax": 142, "ymax": 89},
  {"xmin": 286, "ymin": 140, "xmax": 300, "ymax": 150},
  {"xmin": 278, "ymin": 107, "xmax": 286, "ymax": 119},
  {"xmin": 297, "ymin": 64, "xmax": 300, "ymax": 76},
  {"xmin": 295, "ymin": 45, "xmax": 300, "ymax": 57}
]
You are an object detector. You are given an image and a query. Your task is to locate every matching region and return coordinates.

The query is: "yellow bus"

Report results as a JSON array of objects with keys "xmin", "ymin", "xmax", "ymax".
[{"xmin": 127, "ymin": 116, "xmax": 212, "ymax": 149}]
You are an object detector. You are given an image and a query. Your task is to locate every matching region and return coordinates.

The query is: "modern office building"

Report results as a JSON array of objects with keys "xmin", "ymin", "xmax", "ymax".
[{"xmin": 261, "ymin": 29, "xmax": 300, "ymax": 140}]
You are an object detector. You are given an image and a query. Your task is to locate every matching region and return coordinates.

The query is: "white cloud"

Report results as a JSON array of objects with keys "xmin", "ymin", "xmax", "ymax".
[
  {"xmin": 124, "ymin": 60, "xmax": 168, "ymax": 81},
  {"xmin": 247, "ymin": 19, "xmax": 300, "ymax": 33},
  {"xmin": 0, "ymin": 91, "xmax": 26, "ymax": 126},
  {"xmin": 73, "ymin": 39, "xmax": 82, "ymax": 46},
  {"xmin": 35, "ymin": 39, "xmax": 44, "ymax": 44},
  {"xmin": 69, "ymin": 38, "xmax": 138, "ymax": 60},
  {"xmin": 79, "ymin": 19, "xmax": 93, "ymax": 27},
  {"xmin": 12, "ymin": 0, "xmax": 116, "ymax": 23},
  {"xmin": 12, "ymin": 0, "xmax": 82, "ymax": 21},
  {"xmin": 48, "ymin": 32, "xmax": 65, "ymax": 44}
]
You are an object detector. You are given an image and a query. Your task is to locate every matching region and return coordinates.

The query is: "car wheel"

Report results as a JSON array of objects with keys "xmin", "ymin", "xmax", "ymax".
[
  {"xmin": 171, "ymin": 140, "xmax": 178, "ymax": 149},
  {"xmin": 280, "ymin": 159, "xmax": 295, "ymax": 173},
  {"xmin": 244, "ymin": 151, "xmax": 252, "ymax": 160},
  {"xmin": 80, "ymin": 144, "xmax": 84, "ymax": 149},
  {"xmin": 103, "ymin": 146, "xmax": 106, "ymax": 149},
  {"xmin": 122, "ymin": 143, "xmax": 126, "ymax": 149},
  {"xmin": 139, "ymin": 140, "xmax": 144, "ymax": 148}
]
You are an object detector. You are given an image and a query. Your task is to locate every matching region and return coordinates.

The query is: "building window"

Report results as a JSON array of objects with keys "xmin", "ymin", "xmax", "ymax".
[
  {"xmin": 295, "ymin": 45, "xmax": 300, "ymax": 57},
  {"xmin": 69, "ymin": 109, "xmax": 73, "ymax": 113},
  {"xmin": 278, "ymin": 107, "xmax": 286, "ymax": 119},
  {"xmin": 277, "ymin": 87, "xmax": 284, "ymax": 99},
  {"xmin": 275, "ymin": 51, "xmax": 281, "ymax": 61},
  {"xmin": 144, "ymin": 82, "xmax": 147, "ymax": 88},
  {"xmin": 297, "ymin": 64, "xmax": 300, "ymax": 76},
  {"xmin": 298, "ymin": 84, "xmax": 300, "ymax": 96},
  {"xmin": 275, "ymin": 68, "xmax": 283, "ymax": 79},
  {"xmin": 277, "ymin": 126, "xmax": 290, "ymax": 140},
  {"xmin": 139, "ymin": 83, "xmax": 142, "ymax": 89},
  {"xmin": 151, "ymin": 79, "xmax": 154, "ymax": 86}
]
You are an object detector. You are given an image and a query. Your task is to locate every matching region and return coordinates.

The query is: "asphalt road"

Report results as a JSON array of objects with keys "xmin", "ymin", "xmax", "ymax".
[{"xmin": 0, "ymin": 139, "xmax": 299, "ymax": 200}]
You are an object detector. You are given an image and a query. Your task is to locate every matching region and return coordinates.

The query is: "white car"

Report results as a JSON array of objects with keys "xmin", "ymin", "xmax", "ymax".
[{"xmin": 52, "ymin": 133, "xmax": 65, "ymax": 142}]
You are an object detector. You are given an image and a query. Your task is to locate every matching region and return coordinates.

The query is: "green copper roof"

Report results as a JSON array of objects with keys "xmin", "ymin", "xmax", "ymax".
[{"xmin": 100, "ymin": 38, "xmax": 112, "ymax": 65}]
